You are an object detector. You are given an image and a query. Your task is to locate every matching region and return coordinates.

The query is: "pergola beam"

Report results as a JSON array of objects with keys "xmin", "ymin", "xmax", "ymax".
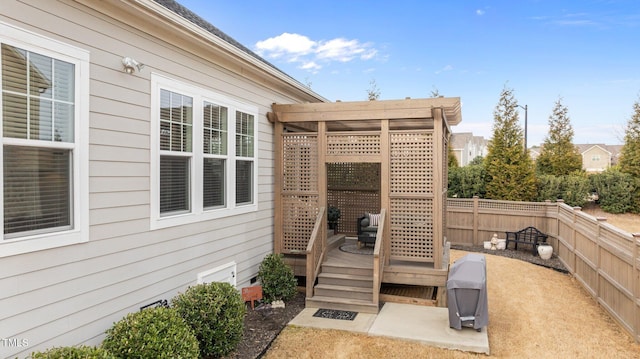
[{"xmin": 272, "ymin": 97, "xmax": 461, "ymax": 125}]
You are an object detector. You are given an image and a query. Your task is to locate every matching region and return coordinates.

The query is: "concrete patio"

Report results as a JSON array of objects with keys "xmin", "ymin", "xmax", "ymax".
[{"xmin": 289, "ymin": 302, "xmax": 490, "ymax": 355}]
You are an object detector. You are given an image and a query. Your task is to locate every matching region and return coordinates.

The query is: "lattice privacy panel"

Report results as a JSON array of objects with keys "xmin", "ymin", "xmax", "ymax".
[
  {"xmin": 282, "ymin": 195, "xmax": 319, "ymax": 252},
  {"xmin": 327, "ymin": 162, "xmax": 381, "ymax": 234},
  {"xmin": 390, "ymin": 198, "xmax": 434, "ymax": 262},
  {"xmin": 282, "ymin": 134, "xmax": 318, "ymax": 192},
  {"xmin": 390, "ymin": 131, "xmax": 434, "ymax": 195},
  {"xmin": 327, "ymin": 134, "xmax": 380, "ymax": 156},
  {"xmin": 281, "ymin": 134, "xmax": 319, "ymax": 252}
]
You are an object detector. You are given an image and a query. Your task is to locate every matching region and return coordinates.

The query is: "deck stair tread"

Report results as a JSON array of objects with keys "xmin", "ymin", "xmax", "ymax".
[
  {"xmin": 317, "ymin": 272, "xmax": 372, "ymax": 281},
  {"xmin": 308, "ymin": 295, "xmax": 376, "ymax": 305},
  {"xmin": 315, "ymin": 284, "xmax": 373, "ymax": 293}
]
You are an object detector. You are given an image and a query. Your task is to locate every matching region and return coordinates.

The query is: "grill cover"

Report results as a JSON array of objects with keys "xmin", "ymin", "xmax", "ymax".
[{"xmin": 446, "ymin": 253, "xmax": 488, "ymax": 330}]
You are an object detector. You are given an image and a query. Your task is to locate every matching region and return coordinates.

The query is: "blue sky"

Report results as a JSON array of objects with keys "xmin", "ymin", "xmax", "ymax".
[{"xmin": 177, "ymin": 0, "xmax": 640, "ymax": 146}]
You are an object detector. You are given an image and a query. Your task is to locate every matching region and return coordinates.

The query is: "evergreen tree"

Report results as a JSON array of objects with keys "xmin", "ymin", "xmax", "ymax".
[
  {"xmin": 485, "ymin": 87, "xmax": 537, "ymax": 201},
  {"xmin": 619, "ymin": 97, "xmax": 640, "ymax": 177},
  {"xmin": 536, "ymin": 97, "xmax": 582, "ymax": 175},
  {"xmin": 618, "ymin": 96, "xmax": 640, "ymax": 213}
]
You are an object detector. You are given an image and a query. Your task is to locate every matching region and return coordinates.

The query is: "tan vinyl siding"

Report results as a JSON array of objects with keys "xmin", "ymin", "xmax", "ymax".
[{"xmin": 0, "ymin": 0, "xmax": 319, "ymax": 356}]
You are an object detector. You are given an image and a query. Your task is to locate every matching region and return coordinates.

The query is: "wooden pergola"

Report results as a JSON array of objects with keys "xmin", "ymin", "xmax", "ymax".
[{"xmin": 269, "ymin": 97, "xmax": 462, "ymax": 301}]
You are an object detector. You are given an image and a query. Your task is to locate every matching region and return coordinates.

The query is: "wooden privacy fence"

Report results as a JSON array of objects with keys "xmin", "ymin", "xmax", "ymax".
[{"xmin": 446, "ymin": 197, "xmax": 640, "ymax": 343}]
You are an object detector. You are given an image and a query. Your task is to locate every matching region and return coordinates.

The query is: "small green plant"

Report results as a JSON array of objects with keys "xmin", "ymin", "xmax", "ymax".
[
  {"xmin": 173, "ymin": 282, "xmax": 246, "ymax": 358},
  {"xmin": 328, "ymin": 205, "xmax": 341, "ymax": 229},
  {"xmin": 31, "ymin": 346, "xmax": 114, "ymax": 359},
  {"xmin": 102, "ymin": 306, "xmax": 199, "ymax": 359},
  {"xmin": 258, "ymin": 253, "xmax": 298, "ymax": 302}
]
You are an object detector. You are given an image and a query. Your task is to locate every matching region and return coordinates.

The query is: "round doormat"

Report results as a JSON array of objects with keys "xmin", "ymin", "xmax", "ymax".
[{"xmin": 339, "ymin": 243, "xmax": 374, "ymax": 255}]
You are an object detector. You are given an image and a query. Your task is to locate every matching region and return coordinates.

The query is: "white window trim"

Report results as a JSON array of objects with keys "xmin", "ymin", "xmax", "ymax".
[
  {"xmin": 150, "ymin": 73, "xmax": 258, "ymax": 230},
  {"xmin": 0, "ymin": 21, "xmax": 89, "ymax": 257}
]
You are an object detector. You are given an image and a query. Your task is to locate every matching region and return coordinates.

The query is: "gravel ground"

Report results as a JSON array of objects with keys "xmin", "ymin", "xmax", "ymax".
[{"xmin": 449, "ymin": 244, "xmax": 568, "ymax": 273}]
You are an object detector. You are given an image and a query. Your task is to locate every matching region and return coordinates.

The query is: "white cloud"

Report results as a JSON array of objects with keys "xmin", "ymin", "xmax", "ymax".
[
  {"xmin": 255, "ymin": 33, "xmax": 315, "ymax": 58},
  {"xmin": 316, "ymin": 38, "xmax": 363, "ymax": 62},
  {"xmin": 300, "ymin": 61, "xmax": 321, "ymax": 71},
  {"xmin": 476, "ymin": 9, "xmax": 485, "ymax": 16},
  {"xmin": 435, "ymin": 64, "xmax": 454, "ymax": 74},
  {"xmin": 255, "ymin": 33, "xmax": 378, "ymax": 71}
]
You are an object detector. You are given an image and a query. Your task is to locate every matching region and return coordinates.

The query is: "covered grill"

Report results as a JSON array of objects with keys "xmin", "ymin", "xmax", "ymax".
[{"xmin": 446, "ymin": 253, "xmax": 488, "ymax": 331}]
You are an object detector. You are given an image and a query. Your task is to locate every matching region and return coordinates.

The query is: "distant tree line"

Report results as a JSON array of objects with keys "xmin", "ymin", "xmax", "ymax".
[{"xmin": 448, "ymin": 87, "xmax": 640, "ymax": 214}]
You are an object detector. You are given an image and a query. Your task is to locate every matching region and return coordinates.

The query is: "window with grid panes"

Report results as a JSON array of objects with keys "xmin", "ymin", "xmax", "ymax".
[
  {"xmin": 151, "ymin": 74, "xmax": 258, "ymax": 229},
  {"xmin": 0, "ymin": 22, "xmax": 89, "ymax": 257},
  {"xmin": 159, "ymin": 89, "xmax": 193, "ymax": 215},
  {"xmin": 235, "ymin": 111, "xmax": 254, "ymax": 204},
  {"xmin": 203, "ymin": 101, "xmax": 227, "ymax": 208},
  {"xmin": 2, "ymin": 43, "xmax": 74, "ymax": 236}
]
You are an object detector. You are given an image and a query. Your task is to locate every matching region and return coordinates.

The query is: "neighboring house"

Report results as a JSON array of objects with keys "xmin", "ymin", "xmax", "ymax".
[
  {"xmin": 0, "ymin": 0, "xmax": 325, "ymax": 357},
  {"xmin": 608, "ymin": 145, "xmax": 623, "ymax": 167},
  {"xmin": 576, "ymin": 144, "xmax": 622, "ymax": 173},
  {"xmin": 529, "ymin": 145, "xmax": 541, "ymax": 162},
  {"xmin": 529, "ymin": 144, "xmax": 622, "ymax": 173},
  {"xmin": 450, "ymin": 132, "xmax": 488, "ymax": 166}
]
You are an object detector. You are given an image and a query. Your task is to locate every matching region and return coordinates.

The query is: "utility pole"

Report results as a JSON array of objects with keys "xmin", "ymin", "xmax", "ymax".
[{"xmin": 516, "ymin": 104, "xmax": 528, "ymax": 152}]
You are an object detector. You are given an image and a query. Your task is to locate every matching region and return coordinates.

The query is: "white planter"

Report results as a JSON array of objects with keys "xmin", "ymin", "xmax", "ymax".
[
  {"xmin": 538, "ymin": 245, "xmax": 553, "ymax": 260},
  {"xmin": 483, "ymin": 241, "xmax": 492, "ymax": 250},
  {"xmin": 497, "ymin": 239, "xmax": 506, "ymax": 250}
]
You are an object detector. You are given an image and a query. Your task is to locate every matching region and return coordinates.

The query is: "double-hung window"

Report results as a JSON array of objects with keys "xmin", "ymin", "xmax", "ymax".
[
  {"xmin": 159, "ymin": 89, "xmax": 193, "ymax": 215},
  {"xmin": 0, "ymin": 22, "xmax": 89, "ymax": 257},
  {"xmin": 235, "ymin": 111, "xmax": 254, "ymax": 205},
  {"xmin": 151, "ymin": 74, "xmax": 258, "ymax": 229}
]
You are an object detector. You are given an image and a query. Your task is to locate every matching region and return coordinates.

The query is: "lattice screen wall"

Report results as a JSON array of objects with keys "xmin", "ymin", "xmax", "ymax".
[
  {"xmin": 280, "ymin": 129, "xmax": 441, "ymax": 262},
  {"xmin": 327, "ymin": 162, "xmax": 381, "ymax": 234},
  {"xmin": 281, "ymin": 134, "xmax": 318, "ymax": 252},
  {"xmin": 327, "ymin": 134, "xmax": 381, "ymax": 156},
  {"xmin": 390, "ymin": 131, "xmax": 435, "ymax": 262}
]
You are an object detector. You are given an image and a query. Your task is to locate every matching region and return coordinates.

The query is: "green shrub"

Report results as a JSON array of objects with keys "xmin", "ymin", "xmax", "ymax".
[
  {"xmin": 591, "ymin": 169, "xmax": 638, "ymax": 213},
  {"xmin": 102, "ymin": 306, "xmax": 199, "ymax": 359},
  {"xmin": 31, "ymin": 346, "xmax": 114, "ymax": 359},
  {"xmin": 258, "ymin": 253, "xmax": 297, "ymax": 302},
  {"xmin": 172, "ymin": 282, "xmax": 245, "ymax": 358},
  {"xmin": 536, "ymin": 174, "xmax": 563, "ymax": 202},
  {"xmin": 447, "ymin": 162, "xmax": 487, "ymax": 198},
  {"xmin": 561, "ymin": 173, "xmax": 591, "ymax": 207},
  {"xmin": 537, "ymin": 173, "xmax": 591, "ymax": 207}
]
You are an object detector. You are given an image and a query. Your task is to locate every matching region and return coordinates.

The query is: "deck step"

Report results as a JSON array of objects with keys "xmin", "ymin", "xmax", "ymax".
[
  {"xmin": 314, "ymin": 284, "xmax": 373, "ymax": 301},
  {"xmin": 321, "ymin": 263, "xmax": 373, "ymax": 277},
  {"xmin": 317, "ymin": 272, "xmax": 373, "ymax": 288},
  {"xmin": 306, "ymin": 295, "xmax": 379, "ymax": 314}
]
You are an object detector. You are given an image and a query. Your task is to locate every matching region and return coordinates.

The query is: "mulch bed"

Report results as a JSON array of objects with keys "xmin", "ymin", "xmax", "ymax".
[
  {"xmin": 225, "ymin": 245, "xmax": 566, "ymax": 359},
  {"xmin": 222, "ymin": 291, "xmax": 306, "ymax": 359}
]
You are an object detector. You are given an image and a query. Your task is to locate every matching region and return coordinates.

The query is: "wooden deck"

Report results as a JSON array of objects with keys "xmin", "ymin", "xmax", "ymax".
[
  {"xmin": 285, "ymin": 235, "xmax": 449, "ymax": 311},
  {"xmin": 323, "ymin": 240, "xmax": 374, "ymax": 269}
]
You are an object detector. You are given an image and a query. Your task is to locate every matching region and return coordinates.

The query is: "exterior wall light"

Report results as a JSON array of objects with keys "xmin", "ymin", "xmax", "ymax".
[{"xmin": 122, "ymin": 57, "xmax": 144, "ymax": 74}]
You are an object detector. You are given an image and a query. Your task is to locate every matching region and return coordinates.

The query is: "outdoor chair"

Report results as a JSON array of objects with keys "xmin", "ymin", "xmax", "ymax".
[{"xmin": 356, "ymin": 212, "xmax": 381, "ymax": 247}]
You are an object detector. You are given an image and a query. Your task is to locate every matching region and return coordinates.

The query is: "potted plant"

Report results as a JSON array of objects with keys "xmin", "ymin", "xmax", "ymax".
[{"xmin": 327, "ymin": 205, "xmax": 341, "ymax": 230}]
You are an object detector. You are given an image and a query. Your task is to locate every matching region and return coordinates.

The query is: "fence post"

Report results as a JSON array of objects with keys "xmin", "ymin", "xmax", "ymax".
[
  {"xmin": 473, "ymin": 196, "xmax": 479, "ymax": 246},
  {"xmin": 633, "ymin": 233, "xmax": 640, "ymax": 343},
  {"xmin": 595, "ymin": 216, "xmax": 607, "ymax": 302}
]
